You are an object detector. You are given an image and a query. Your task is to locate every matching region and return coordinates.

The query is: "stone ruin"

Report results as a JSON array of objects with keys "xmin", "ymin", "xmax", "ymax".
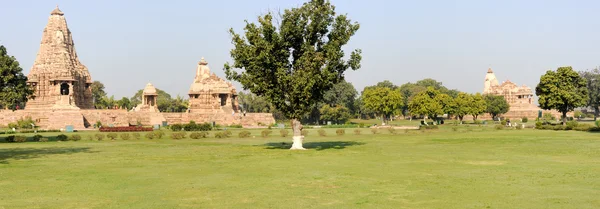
[{"xmin": 0, "ymin": 7, "xmax": 275, "ymax": 130}]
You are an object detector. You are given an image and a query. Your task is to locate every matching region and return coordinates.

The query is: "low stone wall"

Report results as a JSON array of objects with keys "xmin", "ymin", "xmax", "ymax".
[{"xmin": 0, "ymin": 109, "xmax": 276, "ymax": 129}]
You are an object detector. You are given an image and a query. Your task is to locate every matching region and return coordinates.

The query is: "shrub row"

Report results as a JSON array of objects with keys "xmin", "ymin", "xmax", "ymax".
[
  {"xmin": 170, "ymin": 121, "xmax": 212, "ymax": 132},
  {"xmin": 99, "ymin": 127, "xmax": 153, "ymax": 132}
]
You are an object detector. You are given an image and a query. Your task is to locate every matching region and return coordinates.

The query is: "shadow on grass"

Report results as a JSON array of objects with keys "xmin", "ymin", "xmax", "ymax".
[
  {"xmin": 0, "ymin": 147, "xmax": 95, "ymax": 164},
  {"xmin": 263, "ymin": 141, "xmax": 365, "ymax": 150}
]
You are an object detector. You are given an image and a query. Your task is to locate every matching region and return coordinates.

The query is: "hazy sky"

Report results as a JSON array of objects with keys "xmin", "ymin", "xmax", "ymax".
[{"xmin": 2, "ymin": 0, "xmax": 599, "ymax": 99}]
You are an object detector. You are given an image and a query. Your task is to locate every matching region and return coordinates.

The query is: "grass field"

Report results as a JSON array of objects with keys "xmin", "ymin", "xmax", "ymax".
[{"xmin": 1, "ymin": 126, "xmax": 599, "ymax": 208}]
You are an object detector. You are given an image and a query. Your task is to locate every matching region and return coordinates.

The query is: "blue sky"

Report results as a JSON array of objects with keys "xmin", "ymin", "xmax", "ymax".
[{"xmin": 2, "ymin": 0, "xmax": 599, "ymax": 98}]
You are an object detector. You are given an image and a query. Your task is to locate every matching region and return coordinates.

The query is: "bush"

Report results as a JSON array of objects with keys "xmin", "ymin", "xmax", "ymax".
[
  {"xmin": 107, "ymin": 133, "xmax": 118, "ymax": 140},
  {"xmin": 132, "ymin": 132, "xmax": 141, "ymax": 139},
  {"xmin": 214, "ymin": 132, "xmax": 226, "ymax": 138},
  {"xmin": 535, "ymin": 121, "xmax": 543, "ymax": 129},
  {"xmin": 33, "ymin": 134, "xmax": 43, "ymax": 142},
  {"xmin": 239, "ymin": 131, "xmax": 251, "ymax": 138},
  {"xmin": 500, "ymin": 120, "xmax": 507, "ymax": 126},
  {"xmin": 56, "ymin": 134, "xmax": 68, "ymax": 141},
  {"xmin": 301, "ymin": 130, "xmax": 309, "ymax": 136},
  {"xmin": 99, "ymin": 126, "xmax": 153, "ymax": 132},
  {"xmin": 170, "ymin": 124, "xmax": 183, "ymax": 131},
  {"xmin": 39, "ymin": 138, "xmax": 49, "ymax": 142},
  {"xmin": 261, "ymin": 130, "xmax": 272, "ymax": 137},
  {"xmin": 153, "ymin": 131, "xmax": 165, "ymax": 139},
  {"xmin": 95, "ymin": 133, "xmax": 105, "ymax": 141},
  {"xmin": 473, "ymin": 120, "xmax": 483, "ymax": 125},
  {"xmin": 280, "ymin": 129, "xmax": 289, "ymax": 137},
  {"xmin": 587, "ymin": 113, "xmax": 595, "ymax": 119},
  {"xmin": 229, "ymin": 124, "xmax": 243, "ymax": 128},
  {"xmin": 521, "ymin": 117, "xmax": 528, "ymax": 123},
  {"xmin": 495, "ymin": 125, "xmax": 504, "ymax": 130},
  {"xmin": 371, "ymin": 129, "xmax": 378, "ymax": 134},
  {"xmin": 5, "ymin": 135, "xmax": 27, "ymax": 143},
  {"xmin": 387, "ymin": 128, "xmax": 397, "ymax": 134},
  {"xmin": 17, "ymin": 117, "xmax": 35, "ymax": 129},
  {"xmin": 516, "ymin": 124, "xmax": 523, "ymax": 130},
  {"xmin": 145, "ymin": 132, "xmax": 155, "ymax": 139},
  {"xmin": 353, "ymin": 129, "xmax": 361, "ymax": 135},
  {"xmin": 69, "ymin": 134, "xmax": 82, "ymax": 141},
  {"xmin": 189, "ymin": 132, "xmax": 209, "ymax": 139},
  {"xmin": 223, "ymin": 130, "xmax": 233, "ymax": 137},
  {"xmin": 565, "ymin": 121, "xmax": 579, "ymax": 130},
  {"xmin": 596, "ymin": 120, "xmax": 600, "ymax": 127},
  {"xmin": 336, "ymin": 129, "xmax": 345, "ymax": 136},
  {"xmin": 317, "ymin": 129, "xmax": 327, "ymax": 137},
  {"xmin": 120, "ymin": 133, "xmax": 130, "ymax": 140},
  {"xmin": 170, "ymin": 132, "xmax": 186, "ymax": 140}
]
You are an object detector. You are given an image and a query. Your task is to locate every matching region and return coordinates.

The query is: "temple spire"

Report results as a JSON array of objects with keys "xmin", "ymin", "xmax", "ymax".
[{"xmin": 51, "ymin": 5, "xmax": 64, "ymax": 16}]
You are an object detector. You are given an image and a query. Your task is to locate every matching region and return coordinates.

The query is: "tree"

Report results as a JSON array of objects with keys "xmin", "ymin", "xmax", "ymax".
[
  {"xmin": 536, "ymin": 66, "xmax": 588, "ymax": 125},
  {"xmin": 398, "ymin": 83, "xmax": 426, "ymax": 117},
  {"xmin": 469, "ymin": 93, "xmax": 487, "ymax": 120},
  {"xmin": 362, "ymin": 87, "xmax": 403, "ymax": 124},
  {"xmin": 319, "ymin": 104, "xmax": 351, "ymax": 124},
  {"xmin": 0, "ymin": 45, "xmax": 34, "ymax": 110},
  {"xmin": 91, "ymin": 81, "xmax": 106, "ymax": 107},
  {"xmin": 579, "ymin": 68, "xmax": 600, "ymax": 120},
  {"xmin": 116, "ymin": 97, "xmax": 132, "ymax": 110},
  {"xmin": 168, "ymin": 95, "xmax": 189, "ymax": 112},
  {"xmin": 323, "ymin": 80, "xmax": 357, "ymax": 112},
  {"xmin": 238, "ymin": 92, "xmax": 272, "ymax": 113},
  {"xmin": 484, "ymin": 94, "xmax": 509, "ymax": 119},
  {"xmin": 436, "ymin": 93, "xmax": 455, "ymax": 118},
  {"xmin": 224, "ymin": 0, "xmax": 361, "ymax": 150},
  {"xmin": 453, "ymin": 92, "xmax": 472, "ymax": 122},
  {"xmin": 408, "ymin": 87, "xmax": 444, "ymax": 123}
]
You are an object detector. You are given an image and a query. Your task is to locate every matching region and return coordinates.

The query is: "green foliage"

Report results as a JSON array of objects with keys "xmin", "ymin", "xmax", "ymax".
[
  {"xmin": 106, "ymin": 133, "xmax": 118, "ymax": 140},
  {"xmin": 495, "ymin": 125, "xmax": 504, "ymax": 130},
  {"xmin": 485, "ymin": 94, "xmax": 509, "ymax": 119},
  {"xmin": 228, "ymin": 124, "xmax": 243, "ymax": 128},
  {"xmin": 153, "ymin": 131, "xmax": 165, "ymax": 139},
  {"xmin": 224, "ymin": 0, "xmax": 362, "ymax": 122},
  {"xmin": 189, "ymin": 132, "xmax": 209, "ymax": 139},
  {"xmin": 145, "ymin": 132, "xmax": 155, "ymax": 139},
  {"xmin": 320, "ymin": 104, "xmax": 352, "ymax": 124},
  {"xmin": 362, "ymin": 87, "xmax": 403, "ymax": 122},
  {"xmin": 515, "ymin": 125, "xmax": 523, "ymax": 130},
  {"xmin": 91, "ymin": 81, "xmax": 107, "ymax": 108},
  {"xmin": 579, "ymin": 69, "xmax": 600, "ymax": 117},
  {"xmin": 239, "ymin": 131, "xmax": 251, "ymax": 138},
  {"xmin": 408, "ymin": 87, "xmax": 444, "ymax": 119},
  {"xmin": 172, "ymin": 121, "xmax": 212, "ymax": 132},
  {"xmin": 387, "ymin": 128, "xmax": 397, "ymax": 134},
  {"xmin": 68, "ymin": 134, "xmax": 81, "ymax": 141},
  {"xmin": 280, "ymin": 129, "xmax": 289, "ymax": 137},
  {"xmin": 261, "ymin": 130, "xmax": 272, "ymax": 137},
  {"xmin": 223, "ymin": 130, "xmax": 233, "ymax": 137},
  {"xmin": 120, "ymin": 133, "xmax": 130, "ymax": 140},
  {"xmin": 371, "ymin": 129, "xmax": 378, "ymax": 134},
  {"xmin": 317, "ymin": 129, "xmax": 327, "ymax": 137},
  {"xmin": 56, "ymin": 134, "xmax": 68, "ymax": 141},
  {"xmin": 469, "ymin": 93, "xmax": 487, "ymax": 120},
  {"xmin": 5, "ymin": 135, "xmax": 27, "ymax": 143},
  {"xmin": 353, "ymin": 129, "xmax": 361, "ymax": 135},
  {"xmin": 574, "ymin": 110, "xmax": 585, "ymax": 119},
  {"xmin": 596, "ymin": 120, "xmax": 600, "ymax": 127},
  {"xmin": 542, "ymin": 112, "xmax": 556, "ymax": 121},
  {"xmin": 214, "ymin": 132, "xmax": 227, "ymax": 138},
  {"xmin": 566, "ymin": 121, "xmax": 579, "ymax": 130},
  {"xmin": 336, "ymin": 129, "xmax": 345, "ymax": 136},
  {"xmin": 95, "ymin": 133, "xmax": 105, "ymax": 141},
  {"xmin": 132, "ymin": 133, "xmax": 141, "ymax": 139},
  {"xmin": 39, "ymin": 137, "xmax": 48, "ymax": 142},
  {"xmin": 536, "ymin": 66, "xmax": 589, "ymax": 124},
  {"xmin": 170, "ymin": 132, "xmax": 186, "ymax": 140},
  {"xmin": 522, "ymin": 117, "xmax": 528, "ymax": 123},
  {"xmin": 32, "ymin": 134, "xmax": 43, "ymax": 142},
  {"xmin": 0, "ymin": 45, "xmax": 34, "ymax": 110},
  {"xmin": 323, "ymin": 80, "xmax": 358, "ymax": 112},
  {"xmin": 501, "ymin": 120, "xmax": 507, "ymax": 126}
]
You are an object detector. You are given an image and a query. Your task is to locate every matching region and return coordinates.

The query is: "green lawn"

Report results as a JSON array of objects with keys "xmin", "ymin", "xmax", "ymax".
[{"xmin": 1, "ymin": 127, "xmax": 599, "ymax": 208}]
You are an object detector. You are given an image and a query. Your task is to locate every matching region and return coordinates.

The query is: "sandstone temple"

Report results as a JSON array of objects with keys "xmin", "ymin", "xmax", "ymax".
[
  {"xmin": 0, "ymin": 7, "xmax": 275, "ymax": 129},
  {"xmin": 482, "ymin": 68, "xmax": 560, "ymax": 120}
]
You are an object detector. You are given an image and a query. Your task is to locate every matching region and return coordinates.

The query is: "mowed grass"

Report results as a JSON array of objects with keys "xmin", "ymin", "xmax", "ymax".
[{"xmin": 1, "ymin": 127, "xmax": 600, "ymax": 208}]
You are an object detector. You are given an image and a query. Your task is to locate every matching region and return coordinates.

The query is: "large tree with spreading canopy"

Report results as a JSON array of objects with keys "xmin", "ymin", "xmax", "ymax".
[
  {"xmin": 0, "ymin": 45, "xmax": 33, "ymax": 110},
  {"xmin": 224, "ymin": 0, "xmax": 362, "ymax": 150},
  {"xmin": 536, "ymin": 66, "xmax": 588, "ymax": 125}
]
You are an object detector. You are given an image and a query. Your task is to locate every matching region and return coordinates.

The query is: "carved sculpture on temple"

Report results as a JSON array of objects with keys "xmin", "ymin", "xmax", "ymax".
[{"xmin": 25, "ymin": 6, "xmax": 93, "ymax": 110}]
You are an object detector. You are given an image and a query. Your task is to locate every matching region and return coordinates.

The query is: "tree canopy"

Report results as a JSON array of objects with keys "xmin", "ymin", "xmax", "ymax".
[
  {"xmin": 0, "ymin": 45, "xmax": 33, "ymax": 110},
  {"xmin": 469, "ymin": 93, "xmax": 487, "ymax": 120},
  {"xmin": 453, "ymin": 92, "xmax": 472, "ymax": 122},
  {"xmin": 362, "ymin": 86, "xmax": 403, "ymax": 123},
  {"xmin": 224, "ymin": 0, "xmax": 361, "ymax": 149},
  {"xmin": 407, "ymin": 87, "xmax": 444, "ymax": 121},
  {"xmin": 579, "ymin": 68, "xmax": 600, "ymax": 119},
  {"xmin": 484, "ymin": 94, "xmax": 509, "ymax": 119},
  {"xmin": 536, "ymin": 66, "xmax": 588, "ymax": 125}
]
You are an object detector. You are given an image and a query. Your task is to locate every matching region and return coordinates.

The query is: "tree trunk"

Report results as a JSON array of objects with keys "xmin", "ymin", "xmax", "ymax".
[
  {"xmin": 595, "ymin": 107, "xmax": 599, "ymax": 121},
  {"xmin": 381, "ymin": 114, "xmax": 385, "ymax": 125},
  {"xmin": 562, "ymin": 111, "xmax": 567, "ymax": 125},
  {"xmin": 290, "ymin": 119, "xmax": 305, "ymax": 150}
]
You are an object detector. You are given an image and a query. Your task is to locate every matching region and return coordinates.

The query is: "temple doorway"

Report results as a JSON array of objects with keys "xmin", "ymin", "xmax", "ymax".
[{"xmin": 60, "ymin": 83, "xmax": 69, "ymax": 95}]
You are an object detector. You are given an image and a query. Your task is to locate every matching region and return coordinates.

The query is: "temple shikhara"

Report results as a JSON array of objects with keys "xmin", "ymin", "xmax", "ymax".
[
  {"xmin": 0, "ymin": 7, "xmax": 275, "ymax": 129},
  {"xmin": 482, "ymin": 68, "xmax": 560, "ymax": 119}
]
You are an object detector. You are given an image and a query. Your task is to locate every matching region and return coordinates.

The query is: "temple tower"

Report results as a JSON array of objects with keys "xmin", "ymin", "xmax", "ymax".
[
  {"xmin": 188, "ymin": 58, "xmax": 239, "ymax": 113},
  {"xmin": 25, "ymin": 6, "xmax": 93, "ymax": 110},
  {"xmin": 133, "ymin": 83, "xmax": 160, "ymax": 112},
  {"xmin": 483, "ymin": 68, "xmax": 499, "ymax": 94}
]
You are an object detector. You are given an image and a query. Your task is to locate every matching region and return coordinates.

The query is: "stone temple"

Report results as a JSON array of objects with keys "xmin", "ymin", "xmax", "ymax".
[
  {"xmin": 0, "ymin": 7, "xmax": 275, "ymax": 129},
  {"xmin": 482, "ymin": 68, "xmax": 560, "ymax": 119}
]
